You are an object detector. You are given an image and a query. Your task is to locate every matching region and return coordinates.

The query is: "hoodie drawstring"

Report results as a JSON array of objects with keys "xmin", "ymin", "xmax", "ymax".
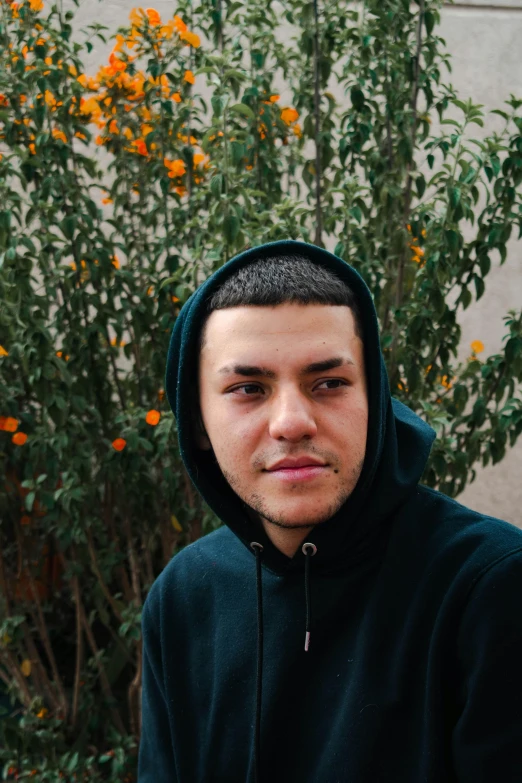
[
  {"xmin": 249, "ymin": 540, "xmax": 318, "ymax": 782},
  {"xmin": 302, "ymin": 542, "xmax": 317, "ymax": 651}
]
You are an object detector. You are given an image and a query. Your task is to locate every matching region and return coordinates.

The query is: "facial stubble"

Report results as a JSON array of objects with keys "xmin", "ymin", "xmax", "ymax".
[{"xmin": 220, "ymin": 458, "xmax": 365, "ymax": 531}]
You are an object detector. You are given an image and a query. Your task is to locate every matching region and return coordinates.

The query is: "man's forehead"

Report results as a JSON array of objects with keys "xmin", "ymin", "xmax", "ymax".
[
  {"xmin": 201, "ymin": 302, "xmax": 359, "ymax": 342},
  {"xmin": 199, "ymin": 304, "xmax": 363, "ymax": 372}
]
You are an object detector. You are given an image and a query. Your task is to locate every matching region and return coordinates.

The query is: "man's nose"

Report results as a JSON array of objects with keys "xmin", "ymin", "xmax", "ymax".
[{"xmin": 267, "ymin": 388, "xmax": 318, "ymax": 442}]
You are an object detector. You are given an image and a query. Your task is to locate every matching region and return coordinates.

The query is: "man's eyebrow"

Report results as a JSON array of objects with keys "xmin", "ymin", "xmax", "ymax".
[{"xmin": 217, "ymin": 356, "xmax": 355, "ymax": 377}]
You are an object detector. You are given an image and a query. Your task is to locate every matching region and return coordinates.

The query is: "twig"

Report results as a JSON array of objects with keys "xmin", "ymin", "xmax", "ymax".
[
  {"xmin": 78, "ymin": 597, "xmax": 127, "ymax": 735},
  {"xmin": 390, "ymin": 0, "xmax": 425, "ymax": 382},
  {"xmin": 86, "ymin": 528, "xmax": 124, "ymax": 624},
  {"xmin": 128, "ymin": 640, "xmax": 142, "ymax": 739},
  {"xmin": 313, "ymin": 0, "xmax": 323, "ymax": 247},
  {"xmin": 122, "ymin": 514, "xmax": 142, "ymax": 607},
  {"xmin": 26, "ymin": 564, "xmax": 68, "ymax": 720},
  {"xmin": 69, "ymin": 551, "xmax": 84, "ymax": 730},
  {"xmin": 22, "ymin": 623, "xmax": 60, "ymax": 713}
]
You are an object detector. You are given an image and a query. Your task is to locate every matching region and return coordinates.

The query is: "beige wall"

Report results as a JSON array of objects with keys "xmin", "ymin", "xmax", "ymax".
[
  {"xmin": 69, "ymin": 0, "xmax": 521, "ymax": 525},
  {"xmin": 438, "ymin": 3, "xmax": 522, "ymax": 525}
]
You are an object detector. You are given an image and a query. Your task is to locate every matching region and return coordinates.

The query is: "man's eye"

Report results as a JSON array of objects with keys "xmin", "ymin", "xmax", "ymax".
[
  {"xmin": 316, "ymin": 379, "xmax": 347, "ymax": 390},
  {"xmin": 233, "ymin": 384, "xmax": 263, "ymax": 395}
]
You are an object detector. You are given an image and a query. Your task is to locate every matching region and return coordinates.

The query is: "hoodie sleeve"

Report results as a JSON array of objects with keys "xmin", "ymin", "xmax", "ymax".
[
  {"xmin": 452, "ymin": 549, "xmax": 522, "ymax": 782},
  {"xmin": 137, "ymin": 598, "xmax": 178, "ymax": 782}
]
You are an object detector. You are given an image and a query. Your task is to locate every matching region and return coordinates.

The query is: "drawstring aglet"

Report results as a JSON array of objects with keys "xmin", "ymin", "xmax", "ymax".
[{"xmin": 304, "ymin": 631, "xmax": 311, "ymax": 652}]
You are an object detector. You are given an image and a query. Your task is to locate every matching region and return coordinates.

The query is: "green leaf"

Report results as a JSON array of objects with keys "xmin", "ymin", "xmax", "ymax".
[
  {"xmin": 424, "ymin": 10, "xmax": 435, "ymax": 35},
  {"xmin": 229, "ymin": 103, "xmax": 255, "ymax": 121},
  {"xmin": 223, "ymin": 214, "xmax": 240, "ymax": 244},
  {"xmin": 25, "ymin": 492, "xmax": 35, "ymax": 513},
  {"xmin": 474, "ymin": 275, "xmax": 485, "ymax": 300},
  {"xmin": 350, "ymin": 87, "xmax": 365, "ymax": 111},
  {"xmin": 448, "ymin": 186, "xmax": 460, "ymax": 209},
  {"xmin": 210, "ymin": 174, "xmax": 224, "ymax": 199}
]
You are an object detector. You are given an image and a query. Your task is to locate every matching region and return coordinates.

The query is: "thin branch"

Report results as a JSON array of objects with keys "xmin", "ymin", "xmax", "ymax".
[
  {"xmin": 78, "ymin": 596, "xmax": 127, "ymax": 735},
  {"xmin": 390, "ymin": 0, "xmax": 425, "ymax": 382},
  {"xmin": 70, "ymin": 552, "xmax": 84, "ymax": 730},
  {"xmin": 313, "ymin": 0, "xmax": 323, "ymax": 247},
  {"xmin": 122, "ymin": 514, "xmax": 142, "ymax": 607},
  {"xmin": 22, "ymin": 623, "xmax": 60, "ymax": 712},
  {"xmin": 128, "ymin": 640, "xmax": 142, "ymax": 739},
  {"xmin": 0, "ymin": 649, "xmax": 32, "ymax": 706},
  {"xmin": 26, "ymin": 565, "xmax": 68, "ymax": 720},
  {"xmin": 86, "ymin": 527, "xmax": 124, "ymax": 624}
]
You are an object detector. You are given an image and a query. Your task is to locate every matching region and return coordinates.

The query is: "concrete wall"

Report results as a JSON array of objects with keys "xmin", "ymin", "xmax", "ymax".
[
  {"xmin": 438, "ymin": 2, "xmax": 522, "ymax": 525},
  {"xmin": 68, "ymin": 0, "xmax": 521, "ymax": 526}
]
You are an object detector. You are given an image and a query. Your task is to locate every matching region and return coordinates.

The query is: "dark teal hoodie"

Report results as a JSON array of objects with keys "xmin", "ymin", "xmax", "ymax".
[{"xmin": 138, "ymin": 240, "xmax": 522, "ymax": 783}]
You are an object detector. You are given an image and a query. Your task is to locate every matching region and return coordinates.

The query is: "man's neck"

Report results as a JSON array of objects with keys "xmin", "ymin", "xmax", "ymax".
[{"xmin": 260, "ymin": 518, "xmax": 314, "ymax": 559}]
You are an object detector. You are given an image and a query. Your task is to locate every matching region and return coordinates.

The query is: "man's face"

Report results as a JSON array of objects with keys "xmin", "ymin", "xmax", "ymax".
[{"xmin": 198, "ymin": 303, "xmax": 368, "ymax": 532}]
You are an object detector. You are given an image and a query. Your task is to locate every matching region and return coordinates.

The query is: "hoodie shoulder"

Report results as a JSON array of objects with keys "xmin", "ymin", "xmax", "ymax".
[
  {"xmin": 144, "ymin": 526, "xmax": 249, "ymax": 614},
  {"xmin": 392, "ymin": 484, "xmax": 522, "ymax": 574}
]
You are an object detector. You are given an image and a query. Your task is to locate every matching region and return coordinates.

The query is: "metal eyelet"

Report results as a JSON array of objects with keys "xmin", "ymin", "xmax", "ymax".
[
  {"xmin": 250, "ymin": 542, "xmax": 264, "ymax": 553},
  {"xmin": 301, "ymin": 542, "xmax": 317, "ymax": 556}
]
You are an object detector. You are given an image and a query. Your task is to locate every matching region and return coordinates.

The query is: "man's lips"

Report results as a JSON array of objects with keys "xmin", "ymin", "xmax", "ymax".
[
  {"xmin": 264, "ymin": 457, "xmax": 328, "ymax": 482},
  {"xmin": 265, "ymin": 457, "xmax": 326, "ymax": 471}
]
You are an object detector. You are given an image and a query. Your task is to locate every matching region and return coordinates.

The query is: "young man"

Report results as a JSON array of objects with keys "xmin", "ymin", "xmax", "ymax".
[{"xmin": 138, "ymin": 240, "xmax": 522, "ymax": 782}]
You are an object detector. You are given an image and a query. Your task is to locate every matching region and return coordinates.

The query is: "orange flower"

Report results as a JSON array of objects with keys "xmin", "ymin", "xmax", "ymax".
[
  {"xmin": 184, "ymin": 70, "xmax": 195, "ymax": 85},
  {"xmin": 174, "ymin": 185, "xmax": 187, "ymax": 196},
  {"xmin": 29, "ymin": 0, "xmax": 43, "ymax": 11},
  {"xmin": 171, "ymin": 296, "xmax": 180, "ymax": 303},
  {"xmin": 12, "ymin": 432, "xmax": 28, "ymax": 446},
  {"xmin": 75, "ymin": 131, "xmax": 87, "ymax": 140},
  {"xmin": 129, "ymin": 7, "xmax": 145, "ymax": 26},
  {"xmin": 111, "ymin": 255, "xmax": 120, "ymax": 269},
  {"xmin": 173, "ymin": 15, "xmax": 187, "ymax": 33},
  {"xmin": 471, "ymin": 340, "xmax": 484, "ymax": 354},
  {"xmin": 147, "ymin": 285, "xmax": 154, "ymax": 296},
  {"xmin": 0, "ymin": 345, "xmax": 8, "ymax": 357},
  {"xmin": 0, "ymin": 94, "xmax": 8, "ymax": 107},
  {"xmin": 1, "ymin": 417, "xmax": 19, "ymax": 432},
  {"xmin": 281, "ymin": 107, "xmax": 299, "ymax": 125},
  {"xmin": 193, "ymin": 152, "xmax": 206, "ymax": 166},
  {"xmin": 145, "ymin": 409, "xmax": 161, "ymax": 426},
  {"xmin": 269, "ymin": 94, "xmax": 280, "ymax": 102},
  {"xmin": 164, "ymin": 158, "xmax": 186, "ymax": 178},
  {"xmin": 179, "ymin": 30, "xmax": 201, "ymax": 48},
  {"xmin": 172, "ymin": 92, "xmax": 181, "ymax": 103},
  {"xmin": 157, "ymin": 389, "xmax": 165, "ymax": 401},
  {"xmin": 112, "ymin": 438, "xmax": 127, "ymax": 452},
  {"xmin": 52, "ymin": 129, "xmax": 67, "ymax": 143},
  {"xmin": 146, "ymin": 8, "xmax": 161, "ymax": 25},
  {"xmin": 132, "ymin": 138, "xmax": 148, "ymax": 156},
  {"xmin": 293, "ymin": 123, "xmax": 302, "ymax": 138},
  {"xmin": 102, "ymin": 198, "xmax": 113, "ymax": 205}
]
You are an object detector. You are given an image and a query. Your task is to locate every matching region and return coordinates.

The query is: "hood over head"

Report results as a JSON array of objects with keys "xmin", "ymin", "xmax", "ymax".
[{"xmin": 165, "ymin": 240, "xmax": 435, "ymax": 576}]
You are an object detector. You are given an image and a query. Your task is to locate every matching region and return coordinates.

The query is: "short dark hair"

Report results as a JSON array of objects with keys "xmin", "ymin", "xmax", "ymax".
[{"xmin": 199, "ymin": 253, "xmax": 363, "ymax": 351}]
